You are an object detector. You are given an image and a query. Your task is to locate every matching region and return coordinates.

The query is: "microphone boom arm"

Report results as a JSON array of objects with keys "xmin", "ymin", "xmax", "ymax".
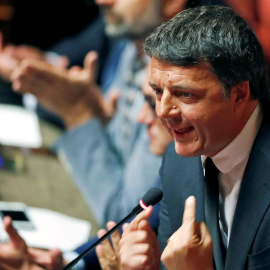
[{"xmin": 63, "ymin": 207, "xmax": 143, "ymax": 270}]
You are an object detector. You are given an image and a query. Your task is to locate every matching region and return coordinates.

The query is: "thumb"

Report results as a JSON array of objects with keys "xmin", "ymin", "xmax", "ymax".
[
  {"xmin": 105, "ymin": 89, "xmax": 120, "ymax": 118},
  {"xmin": 108, "ymin": 89, "xmax": 120, "ymax": 112},
  {"xmin": 84, "ymin": 50, "xmax": 98, "ymax": 82},
  {"xmin": 4, "ymin": 216, "xmax": 26, "ymax": 249},
  {"xmin": 55, "ymin": 56, "xmax": 69, "ymax": 69}
]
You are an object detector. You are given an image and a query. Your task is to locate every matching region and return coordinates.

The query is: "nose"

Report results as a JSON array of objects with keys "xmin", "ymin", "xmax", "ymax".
[
  {"xmin": 137, "ymin": 103, "xmax": 155, "ymax": 125},
  {"xmin": 95, "ymin": 0, "xmax": 115, "ymax": 5},
  {"xmin": 157, "ymin": 92, "xmax": 179, "ymax": 119}
]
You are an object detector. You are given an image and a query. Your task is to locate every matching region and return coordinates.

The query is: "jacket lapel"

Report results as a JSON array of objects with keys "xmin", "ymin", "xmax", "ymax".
[
  {"xmin": 161, "ymin": 144, "xmax": 205, "ymax": 230},
  {"xmin": 162, "ymin": 143, "xmax": 224, "ymax": 270},
  {"xmin": 225, "ymin": 120, "xmax": 270, "ymax": 270}
]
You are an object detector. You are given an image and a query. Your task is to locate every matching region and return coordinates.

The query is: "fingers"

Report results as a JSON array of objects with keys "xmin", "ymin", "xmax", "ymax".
[
  {"xmin": 48, "ymin": 248, "xmax": 64, "ymax": 270},
  {"xmin": 106, "ymin": 221, "xmax": 121, "ymax": 255},
  {"xmin": 182, "ymin": 196, "xmax": 196, "ymax": 230},
  {"xmin": 96, "ymin": 224, "xmax": 120, "ymax": 270},
  {"xmin": 3, "ymin": 216, "xmax": 26, "ymax": 249},
  {"xmin": 84, "ymin": 51, "xmax": 98, "ymax": 82},
  {"xmin": 11, "ymin": 59, "xmax": 63, "ymax": 93},
  {"xmin": 196, "ymin": 222, "xmax": 213, "ymax": 248},
  {"xmin": 104, "ymin": 89, "xmax": 120, "ymax": 119},
  {"xmin": 54, "ymin": 55, "xmax": 69, "ymax": 69},
  {"xmin": 96, "ymin": 229, "xmax": 109, "ymax": 270},
  {"xmin": 119, "ymin": 216, "xmax": 160, "ymax": 270},
  {"xmin": 97, "ymin": 229, "xmax": 116, "ymax": 259},
  {"xmin": 161, "ymin": 196, "xmax": 214, "ymax": 270},
  {"xmin": 96, "ymin": 244, "xmax": 107, "ymax": 269},
  {"xmin": 125, "ymin": 206, "xmax": 153, "ymax": 232},
  {"xmin": 68, "ymin": 65, "xmax": 82, "ymax": 76},
  {"xmin": 28, "ymin": 248, "xmax": 54, "ymax": 266}
]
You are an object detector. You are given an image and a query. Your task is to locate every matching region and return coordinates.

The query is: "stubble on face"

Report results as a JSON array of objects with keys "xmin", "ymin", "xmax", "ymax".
[
  {"xmin": 150, "ymin": 58, "xmax": 243, "ymax": 158},
  {"xmin": 102, "ymin": 0, "xmax": 162, "ymax": 39}
]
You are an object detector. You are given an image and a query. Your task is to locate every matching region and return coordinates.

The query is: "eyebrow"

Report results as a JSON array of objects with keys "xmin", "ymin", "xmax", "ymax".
[
  {"xmin": 149, "ymin": 82, "xmax": 157, "ymax": 88},
  {"xmin": 149, "ymin": 82, "xmax": 200, "ymax": 91}
]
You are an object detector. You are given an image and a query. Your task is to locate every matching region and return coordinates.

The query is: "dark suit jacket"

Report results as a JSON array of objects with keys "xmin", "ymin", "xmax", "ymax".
[{"xmin": 159, "ymin": 118, "xmax": 270, "ymax": 270}]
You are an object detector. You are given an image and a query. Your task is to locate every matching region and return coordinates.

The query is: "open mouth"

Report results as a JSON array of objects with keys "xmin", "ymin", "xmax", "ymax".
[
  {"xmin": 172, "ymin": 126, "xmax": 194, "ymax": 139},
  {"xmin": 174, "ymin": 126, "xmax": 194, "ymax": 134}
]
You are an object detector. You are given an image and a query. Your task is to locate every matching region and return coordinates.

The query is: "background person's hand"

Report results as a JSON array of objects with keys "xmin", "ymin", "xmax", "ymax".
[
  {"xmin": 96, "ymin": 221, "xmax": 121, "ymax": 270},
  {"xmin": 0, "ymin": 32, "xmax": 68, "ymax": 82},
  {"xmin": 0, "ymin": 216, "xmax": 63, "ymax": 270},
  {"xmin": 11, "ymin": 51, "xmax": 107, "ymax": 128}
]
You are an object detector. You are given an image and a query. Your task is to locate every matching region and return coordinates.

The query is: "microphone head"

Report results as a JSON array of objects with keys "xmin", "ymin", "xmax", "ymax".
[{"xmin": 141, "ymin": 187, "xmax": 163, "ymax": 206}]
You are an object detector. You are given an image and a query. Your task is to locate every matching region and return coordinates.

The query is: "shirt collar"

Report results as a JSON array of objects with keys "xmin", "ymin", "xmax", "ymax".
[{"xmin": 202, "ymin": 105, "xmax": 262, "ymax": 174}]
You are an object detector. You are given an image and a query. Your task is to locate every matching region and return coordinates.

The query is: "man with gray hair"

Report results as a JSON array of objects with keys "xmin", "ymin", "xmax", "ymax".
[{"xmin": 119, "ymin": 5, "xmax": 270, "ymax": 270}]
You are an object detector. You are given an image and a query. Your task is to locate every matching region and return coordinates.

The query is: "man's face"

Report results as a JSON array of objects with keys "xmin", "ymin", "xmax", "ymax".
[
  {"xmin": 137, "ymin": 67, "xmax": 172, "ymax": 156},
  {"xmin": 95, "ymin": 0, "xmax": 162, "ymax": 38},
  {"xmin": 150, "ymin": 57, "xmax": 245, "ymax": 157}
]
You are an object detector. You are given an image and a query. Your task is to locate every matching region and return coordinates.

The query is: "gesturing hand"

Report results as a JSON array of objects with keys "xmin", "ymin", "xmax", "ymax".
[
  {"xmin": 119, "ymin": 206, "xmax": 160, "ymax": 270},
  {"xmin": 161, "ymin": 196, "xmax": 213, "ymax": 270}
]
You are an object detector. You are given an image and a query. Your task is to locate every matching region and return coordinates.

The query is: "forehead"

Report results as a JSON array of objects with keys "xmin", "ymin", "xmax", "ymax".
[{"xmin": 149, "ymin": 57, "xmax": 218, "ymax": 87}]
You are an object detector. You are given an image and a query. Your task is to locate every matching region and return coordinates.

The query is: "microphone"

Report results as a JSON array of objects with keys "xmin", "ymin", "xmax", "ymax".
[{"xmin": 63, "ymin": 187, "xmax": 163, "ymax": 270}]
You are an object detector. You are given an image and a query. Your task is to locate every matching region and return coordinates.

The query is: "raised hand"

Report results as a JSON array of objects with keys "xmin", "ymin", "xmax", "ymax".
[
  {"xmin": 0, "ymin": 32, "xmax": 19, "ymax": 81},
  {"xmin": 0, "ymin": 32, "xmax": 68, "ymax": 82},
  {"xmin": 119, "ymin": 206, "xmax": 160, "ymax": 270},
  {"xmin": 161, "ymin": 196, "xmax": 213, "ymax": 270},
  {"xmin": 11, "ymin": 51, "xmax": 108, "ymax": 128}
]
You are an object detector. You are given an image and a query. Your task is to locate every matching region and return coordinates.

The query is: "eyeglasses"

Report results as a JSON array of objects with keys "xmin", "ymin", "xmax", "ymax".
[{"xmin": 144, "ymin": 95, "xmax": 156, "ymax": 111}]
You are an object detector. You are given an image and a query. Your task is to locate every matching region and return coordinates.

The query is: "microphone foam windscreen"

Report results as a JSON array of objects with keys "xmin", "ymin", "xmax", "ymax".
[{"xmin": 142, "ymin": 187, "xmax": 163, "ymax": 206}]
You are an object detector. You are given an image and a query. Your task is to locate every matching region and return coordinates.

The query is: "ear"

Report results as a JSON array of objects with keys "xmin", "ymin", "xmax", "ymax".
[
  {"xmin": 161, "ymin": 0, "xmax": 188, "ymax": 20},
  {"xmin": 231, "ymin": 81, "xmax": 251, "ymax": 111}
]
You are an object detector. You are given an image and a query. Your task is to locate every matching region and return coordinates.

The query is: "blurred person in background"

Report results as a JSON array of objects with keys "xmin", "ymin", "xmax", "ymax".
[{"xmin": 0, "ymin": 65, "xmax": 173, "ymax": 270}]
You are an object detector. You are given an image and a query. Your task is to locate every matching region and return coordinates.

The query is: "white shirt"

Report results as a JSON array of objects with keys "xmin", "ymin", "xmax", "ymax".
[{"xmin": 202, "ymin": 105, "xmax": 262, "ymax": 245}]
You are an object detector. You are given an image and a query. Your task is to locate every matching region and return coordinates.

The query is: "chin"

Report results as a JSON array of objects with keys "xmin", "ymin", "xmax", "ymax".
[{"xmin": 174, "ymin": 142, "xmax": 201, "ymax": 157}]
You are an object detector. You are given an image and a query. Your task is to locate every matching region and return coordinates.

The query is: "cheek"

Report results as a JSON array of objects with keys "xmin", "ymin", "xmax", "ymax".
[
  {"xmin": 121, "ymin": 2, "xmax": 142, "ymax": 21},
  {"xmin": 192, "ymin": 105, "xmax": 232, "ymax": 141},
  {"xmin": 161, "ymin": 119, "xmax": 172, "ymax": 134},
  {"xmin": 181, "ymin": 105, "xmax": 206, "ymax": 125}
]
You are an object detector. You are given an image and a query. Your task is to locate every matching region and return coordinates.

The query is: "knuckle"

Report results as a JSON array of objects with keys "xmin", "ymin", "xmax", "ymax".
[
  {"xmin": 140, "ymin": 231, "xmax": 148, "ymax": 241},
  {"xmin": 161, "ymin": 251, "xmax": 173, "ymax": 265},
  {"xmin": 143, "ymin": 244, "xmax": 151, "ymax": 254},
  {"xmin": 140, "ymin": 255, "xmax": 151, "ymax": 267},
  {"xmin": 120, "ymin": 256, "xmax": 130, "ymax": 269}
]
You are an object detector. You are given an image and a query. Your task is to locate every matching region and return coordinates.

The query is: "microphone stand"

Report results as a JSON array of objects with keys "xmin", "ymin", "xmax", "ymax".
[{"xmin": 63, "ymin": 207, "xmax": 143, "ymax": 270}]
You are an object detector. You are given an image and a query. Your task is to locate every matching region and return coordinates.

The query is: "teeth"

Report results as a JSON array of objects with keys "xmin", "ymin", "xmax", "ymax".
[{"xmin": 175, "ymin": 127, "xmax": 191, "ymax": 132}]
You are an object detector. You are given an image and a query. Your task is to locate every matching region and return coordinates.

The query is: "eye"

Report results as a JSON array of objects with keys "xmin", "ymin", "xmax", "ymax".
[
  {"xmin": 153, "ymin": 88, "xmax": 163, "ymax": 95},
  {"xmin": 182, "ymin": 92, "xmax": 190, "ymax": 98}
]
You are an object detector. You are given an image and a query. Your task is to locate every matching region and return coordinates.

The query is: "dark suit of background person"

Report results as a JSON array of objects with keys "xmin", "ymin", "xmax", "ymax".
[{"xmin": 141, "ymin": 6, "xmax": 270, "ymax": 270}]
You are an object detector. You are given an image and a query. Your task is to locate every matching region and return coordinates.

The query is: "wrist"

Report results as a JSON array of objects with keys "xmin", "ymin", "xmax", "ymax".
[{"xmin": 63, "ymin": 105, "xmax": 93, "ymax": 130}]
